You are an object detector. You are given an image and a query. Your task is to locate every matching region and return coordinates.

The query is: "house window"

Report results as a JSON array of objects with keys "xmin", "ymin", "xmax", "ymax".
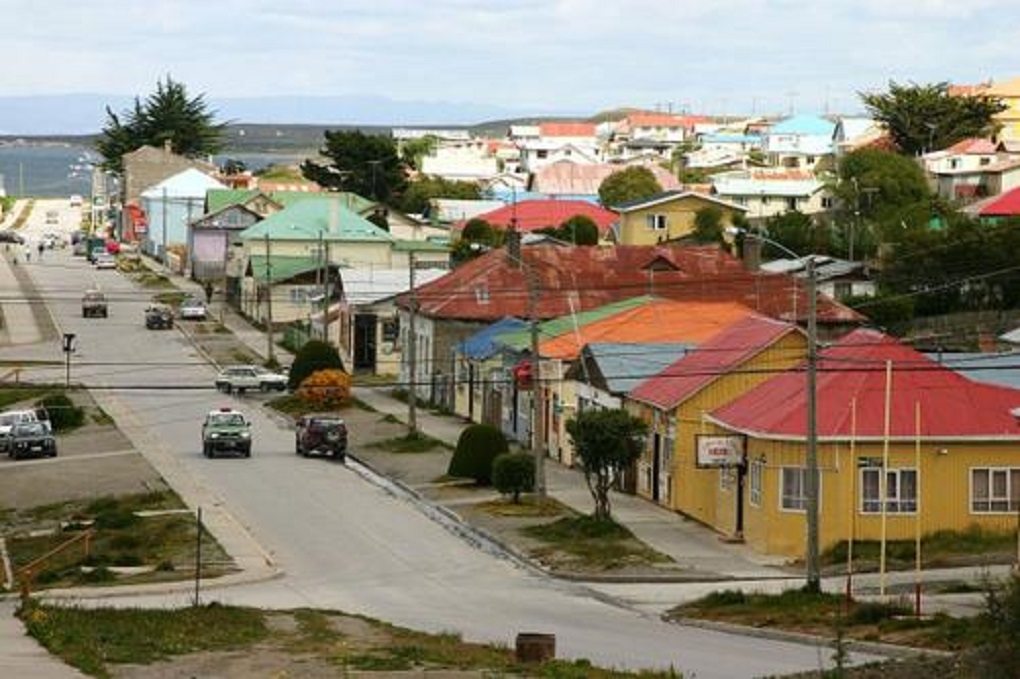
[
  {"xmin": 645, "ymin": 214, "xmax": 668, "ymax": 230},
  {"xmin": 780, "ymin": 466, "xmax": 818, "ymax": 511},
  {"xmin": 749, "ymin": 458, "xmax": 763, "ymax": 507},
  {"xmin": 382, "ymin": 318, "xmax": 399, "ymax": 342},
  {"xmin": 760, "ymin": 195, "xmax": 771, "ymax": 205},
  {"xmin": 971, "ymin": 467, "xmax": 1020, "ymax": 513},
  {"xmin": 821, "ymin": 196, "xmax": 834, "ymax": 209},
  {"xmin": 861, "ymin": 468, "xmax": 917, "ymax": 513},
  {"xmin": 833, "ymin": 281, "xmax": 852, "ymax": 299},
  {"xmin": 806, "ymin": 156, "xmax": 815, "ymax": 165},
  {"xmin": 980, "ymin": 157, "xmax": 991, "ymax": 166},
  {"xmin": 537, "ymin": 150, "xmax": 548, "ymax": 159},
  {"xmin": 786, "ymin": 197, "xmax": 798, "ymax": 211},
  {"xmin": 950, "ymin": 159, "xmax": 961, "ymax": 169},
  {"xmin": 474, "ymin": 285, "xmax": 490, "ymax": 304}
]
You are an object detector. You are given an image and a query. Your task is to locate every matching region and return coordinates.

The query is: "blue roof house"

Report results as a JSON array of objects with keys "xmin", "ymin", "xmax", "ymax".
[
  {"xmin": 765, "ymin": 114, "xmax": 837, "ymax": 170},
  {"xmin": 454, "ymin": 317, "xmax": 528, "ymax": 422},
  {"xmin": 140, "ymin": 168, "xmax": 226, "ymax": 264}
]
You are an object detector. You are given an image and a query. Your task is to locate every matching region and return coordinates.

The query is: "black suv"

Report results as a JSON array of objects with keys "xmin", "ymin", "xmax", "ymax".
[
  {"xmin": 145, "ymin": 304, "xmax": 174, "ymax": 329},
  {"xmin": 9, "ymin": 421, "xmax": 57, "ymax": 460},
  {"xmin": 295, "ymin": 414, "xmax": 347, "ymax": 461}
]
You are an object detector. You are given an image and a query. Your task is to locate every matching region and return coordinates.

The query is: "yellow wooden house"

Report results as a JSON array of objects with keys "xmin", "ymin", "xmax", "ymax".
[
  {"xmin": 702, "ymin": 328, "xmax": 1020, "ymax": 559},
  {"xmin": 985, "ymin": 76, "xmax": 1020, "ymax": 145},
  {"xmin": 626, "ymin": 315, "xmax": 806, "ymax": 531},
  {"xmin": 612, "ymin": 191, "xmax": 747, "ymax": 246}
]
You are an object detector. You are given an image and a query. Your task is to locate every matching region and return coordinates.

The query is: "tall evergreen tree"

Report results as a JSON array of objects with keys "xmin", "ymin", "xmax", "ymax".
[
  {"xmin": 301, "ymin": 130, "xmax": 406, "ymax": 204},
  {"xmin": 96, "ymin": 76, "xmax": 227, "ymax": 173}
]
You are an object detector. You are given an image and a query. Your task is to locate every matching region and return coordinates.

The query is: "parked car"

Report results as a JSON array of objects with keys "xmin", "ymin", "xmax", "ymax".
[
  {"xmin": 93, "ymin": 252, "xmax": 117, "ymax": 270},
  {"xmin": 9, "ymin": 421, "xmax": 57, "ymax": 460},
  {"xmin": 88, "ymin": 246, "xmax": 106, "ymax": 263},
  {"xmin": 201, "ymin": 407, "xmax": 251, "ymax": 458},
  {"xmin": 82, "ymin": 289, "xmax": 108, "ymax": 318},
  {"xmin": 295, "ymin": 414, "xmax": 347, "ymax": 461},
  {"xmin": 0, "ymin": 409, "xmax": 43, "ymax": 453},
  {"xmin": 69, "ymin": 194, "xmax": 83, "ymax": 207},
  {"xmin": 72, "ymin": 241, "xmax": 88, "ymax": 257},
  {"xmin": 145, "ymin": 304, "xmax": 174, "ymax": 330},
  {"xmin": 178, "ymin": 297, "xmax": 208, "ymax": 321},
  {"xmin": 214, "ymin": 365, "xmax": 288, "ymax": 394}
]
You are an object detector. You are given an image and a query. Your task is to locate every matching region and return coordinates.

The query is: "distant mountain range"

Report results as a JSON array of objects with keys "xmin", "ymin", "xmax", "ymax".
[{"xmin": 0, "ymin": 93, "xmax": 568, "ymax": 136}]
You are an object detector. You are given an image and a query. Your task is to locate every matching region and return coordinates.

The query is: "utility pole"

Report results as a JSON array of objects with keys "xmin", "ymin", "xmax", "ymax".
[
  {"xmin": 161, "ymin": 186, "xmax": 168, "ymax": 266},
  {"xmin": 407, "ymin": 253, "xmax": 418, "ymax": 434},
  {"xmin": 322, "ymin": 241, "xmax": 331, "ymax": 346},
  {"xmin": 529, "ymin": 272, "xmax": 546, "ymax": 499},
  {"xmin": 264, "ymin": 232, "xmax": 275, "ymax": 364},
  {"xmin": 317, "ymin": 229, "xmax": 325, "ymax": 339},
  {"xmin": 805, "ymin": 256, "xmax": 820, "ymax": 592}
]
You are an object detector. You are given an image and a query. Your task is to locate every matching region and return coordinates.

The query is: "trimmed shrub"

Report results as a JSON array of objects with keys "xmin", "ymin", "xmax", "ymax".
[
  {"xmin": 296, "ymin": 368, "xmax": 352, "ymax": 408},
  {"xmin": 288, "ymin": 339, "xmax": 345, "ymax": 391},
  {"xmin": 447, "ymin": 424, "xmax": 508, "ymax": 485},
  {"xmin": 492, "ymin": 452, "xmax": 535, "ymax": 503},
  {"xmin": 35, "ymin": 393, "xmax": 84, "ymax": 432}
]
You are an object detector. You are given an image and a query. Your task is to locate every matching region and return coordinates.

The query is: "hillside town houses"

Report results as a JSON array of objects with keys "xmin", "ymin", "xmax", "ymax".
[{"xmin": 107, "ymin": 75, "xmax": 1020, "ymax": 561}]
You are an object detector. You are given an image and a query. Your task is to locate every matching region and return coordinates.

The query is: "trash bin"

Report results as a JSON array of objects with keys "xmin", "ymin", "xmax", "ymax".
[{"xmin": 515, "ymin": 632, "xmax": 555, "ymax": 663}]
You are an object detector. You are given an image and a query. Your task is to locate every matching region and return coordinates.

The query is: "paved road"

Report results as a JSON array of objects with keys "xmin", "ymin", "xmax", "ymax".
[{"xmin": 1, "ymin": 202, "xmax": 882, "ymax": 678}]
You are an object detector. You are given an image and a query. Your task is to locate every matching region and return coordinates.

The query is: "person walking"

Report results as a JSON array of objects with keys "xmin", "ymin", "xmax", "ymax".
[
  {"xmin": 23, "ymin": 244, "xmax": 31, "ymax": 263},
  {"xmin": 37, "ymin": 241, "xmax": 44, "ymax": 260}
]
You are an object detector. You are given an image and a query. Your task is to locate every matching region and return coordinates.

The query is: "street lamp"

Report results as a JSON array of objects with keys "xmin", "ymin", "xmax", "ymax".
[
  {"xmin": 62, "ymin": 333, "xmax": 76, "ymax": 387},
  {"xmin": 728, "ymin": 226, "xmax": 820, "ymax": 592}
]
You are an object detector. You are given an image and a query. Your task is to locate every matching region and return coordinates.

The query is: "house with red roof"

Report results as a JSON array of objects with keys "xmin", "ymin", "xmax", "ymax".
[
  {"xmin": 700, "ymin": 328, "xmax": 1020, "ymax": 558},
  {"xmin": 454, "ymin": 199, "xmax": 619, "ymax": 239},
  {"xmin": 975, "ymin": 185, "xmax": 1020, "ymax": 220},
  {"xmin": 923, "ymin": 138, "xmax": 1020, "ymax": 201},
  {"xmin": 399, "ymin": 239, "xmax": 862, "ymax": 415},
  {"xmin": 626, "ymin": 315, "xmax": 805, "ymax": 525}
]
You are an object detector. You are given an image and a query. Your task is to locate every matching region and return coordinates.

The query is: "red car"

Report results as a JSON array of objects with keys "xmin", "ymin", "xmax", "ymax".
[{"xmin": 105, "ymin": 240, "xmax": 121, "ymax": 255}]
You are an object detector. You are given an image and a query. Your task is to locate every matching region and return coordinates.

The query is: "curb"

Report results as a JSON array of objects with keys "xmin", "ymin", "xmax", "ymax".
[{"xmin": 672, "ymin": 616, "xmax": 954, "ymax": 661}]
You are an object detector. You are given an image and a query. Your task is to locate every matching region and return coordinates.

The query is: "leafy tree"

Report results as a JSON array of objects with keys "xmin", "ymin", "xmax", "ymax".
[
  {"xmin": 221, "ymin": 159, "xmax": 248, "ymax": 175},
  {"xmin": 598, "ymin": 167, "xmax": 663, "ymax": 208},
  {"xmin": 566, "ymin": 408, "xmax": 648, "ymax": 521},
  {"xmin": 288, "ymin": 339, "xmax": 345, "ymax": 391},
  {"xmin": 763, "ymin": 211, "xmax": 820, "ymax": 257},
  {"xmin": 832, "ymin": 148, "xmax": 932, "ymax": 251},
  {"xmin": 492, "ymin": 452, "xmax": 535, "ymax": 503},
  {"xmin": 96, "ymin": 76, "xmax": 227, "ymax": 174},
  {"xmin": 860, "ymin": 80, "xmax": 1006, "ymax": 155},
  {"xmin": 447, "ymin": 424, "xmax": 508, "ymax": 485},
  {"xmin": 692, "ymin": 206, "xmax": 725, "ymax": 244},
  {"xmin": 399, "ymin": 135, "xmax": 438, "ymax": 170},
  {"xmin": 978, "ymin": 574, "xmax": 1020, "ymax": 676},
  {"xmin": 558, "ymin": 215, "xmax": 599, "ymax": 245},
  {"xmin": 400, "ymin": 175, "xmax": 481, "ymax": 215},
  {"xmin": 301, "ymin": 130, "xmax": 406, "ymax": 204}
]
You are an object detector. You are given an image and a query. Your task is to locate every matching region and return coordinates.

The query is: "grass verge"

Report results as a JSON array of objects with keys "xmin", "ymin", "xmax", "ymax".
[
  {"xmin": 522, "ymin": 514, "xmax": 673, "ymax": 572},
  {"xmin": 20, "ymin": 602, "xmax": 685, "ymax": 679},
  {"xmin": 365, "ymin": 431, "xmax": 449, "ymax": 453}
]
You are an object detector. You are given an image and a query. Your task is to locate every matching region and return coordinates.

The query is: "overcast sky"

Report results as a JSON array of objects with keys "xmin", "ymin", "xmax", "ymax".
[{"xmin": 5, "ymin": 0, "xmax": 1015, "ymax": 118}]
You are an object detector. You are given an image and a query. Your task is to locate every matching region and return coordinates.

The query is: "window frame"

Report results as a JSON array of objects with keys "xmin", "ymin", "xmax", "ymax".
[
  {"xmin": 749, "ymin": 458, "xmax": 763, "ymax": 507},
  {"xmin": 860, "ymin": 467, "xmax": 918, "ymax": 514},
  {"xmin": 971, "ymin": 467, "xmax": 1020, "ymax": 513},
  {"xmin": 779, "ymin": 466, "xmax": 820, "ymax": 513}
]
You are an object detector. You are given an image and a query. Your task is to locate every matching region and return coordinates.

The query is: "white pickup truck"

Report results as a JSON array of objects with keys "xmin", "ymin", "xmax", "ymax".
[{"xmin": 214, "ymin": 365, "xmax": 288, "ymax": 394}]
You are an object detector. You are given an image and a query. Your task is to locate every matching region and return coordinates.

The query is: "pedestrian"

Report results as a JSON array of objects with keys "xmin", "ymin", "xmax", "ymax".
[
  {"xmin": 23, "ymin": 245, "xmax": 31, "ymax": 263},
  {"xmin": 37, "ymin": 241, "xmax": 44, "ymax": 260}
]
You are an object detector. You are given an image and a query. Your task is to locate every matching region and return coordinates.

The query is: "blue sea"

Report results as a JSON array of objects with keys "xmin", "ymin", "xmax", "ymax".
[{"xmin": 0, "ymin": 144, "xmax": 308, "ymax": 198}]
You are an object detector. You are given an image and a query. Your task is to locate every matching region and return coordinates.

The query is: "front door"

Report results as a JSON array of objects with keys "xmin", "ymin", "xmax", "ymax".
[{"xmin": 353, "ymin": 314, "xmax": 377, "ymax": 372}]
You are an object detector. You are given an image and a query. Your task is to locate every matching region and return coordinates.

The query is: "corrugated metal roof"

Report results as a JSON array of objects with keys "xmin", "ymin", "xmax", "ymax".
[
  {"xmin": 613, "ymin": 190, "xmax": 747, "ymax": 213},
  {"xmin": 465, "ymin": 199, "xmax": 618, "ymax": 234},
  {"xmin": 768, "ymin": 115, "xmax": 836, "ymax": 136},
  {"xmin": 248, "ymin": 255, "xmax": 321, "ymax": 284},
  {"xmin": 539, "ymin": 299, "xmax": 754, "ymax": 360},
  {"xmin": 709, "ymin": 328, "xmax": 1020, "ymax": 440},
  {"xmin": 458, "ymin": 317, "xmax": 529, "ymax": 360},
  {"xmin": 141, "ymin": 168, "xmax": 226, "ymax": 198},
  {"xmin": 629, "ymin": 314, "xmax": 800, "ymax": 409},
  {"xmin": 494, "ymin": 296, "xmax": 653, "ymax": 353},
  {"xmin": 925, "ymin": 352, "xmax": 1020, "ymax": 390},
  {"xmin": 238, "ymin": 197, "xmax": 394, "ymax": 243},
  {"xmin": 979, "ymin": 186, "xmax": 1020, "ymax": 217},
  {"xmin": 338, "ymin": 268, "xmax": 447, "ymax": 305},
  {"xmin": 584, "ymin": 342, "xmax": 694, "ymax": 394},
  {"xmin": 405, "ymin": 244, "xmax": 863, "ymax": 325}
]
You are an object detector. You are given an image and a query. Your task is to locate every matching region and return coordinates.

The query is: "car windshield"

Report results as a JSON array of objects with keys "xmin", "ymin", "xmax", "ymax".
[
  {"xmin": 210, "ymin": 413, "xmax": 245, "ymax": 426},
  {"xmin": 311, "ymin": 418, "xmax": 344, "ymax": 427},
  {"xmin": 13, "ymin": 422, "xmax": 46, "ymax": 436},
  {"xmin": 0, "ymin": 413, "xmax": 18, "ymax": 426}
]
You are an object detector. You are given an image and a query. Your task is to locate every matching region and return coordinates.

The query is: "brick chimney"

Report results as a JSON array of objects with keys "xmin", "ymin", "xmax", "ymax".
[{"xmin": 506, "ymin": 224, "xmax": 521, "ymax": 267}]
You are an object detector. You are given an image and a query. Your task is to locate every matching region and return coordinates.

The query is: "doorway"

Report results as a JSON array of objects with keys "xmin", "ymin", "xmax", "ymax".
[{"xmin": 353, "ymin": 314, "xmax": 377, "ymax": 372}]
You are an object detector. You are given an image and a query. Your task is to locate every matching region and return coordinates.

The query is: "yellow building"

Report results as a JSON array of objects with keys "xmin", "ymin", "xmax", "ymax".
[
  {"xmin": 612, "ymin": 191, "xmax": 746, "ymax": 246},
  {"xmin": 985, "ymin": 77, "xmax": 1020, "ymax": 145},
  {"xmin": 626, "ymin": 315, "xmax": 805, "ymax": 531},
  {"xmin": 703, "ymin": 329, "xmax": 1020, "ymax": 559}
]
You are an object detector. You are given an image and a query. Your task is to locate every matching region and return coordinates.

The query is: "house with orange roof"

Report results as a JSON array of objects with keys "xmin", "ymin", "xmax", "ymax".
[
  {"xmin": 514, "ymin": 121, "xmax": 602, "ymax": 173},
  {"xmin": 538, "ymin": 298, "xmax": 756, "ymax": 467},
  {"xmin": 699, "ymin": 328, "xmax": 1020, "ymax": 558},
  {"xmin": 626, "ymin": 315, "xmax": 805, "ymax": 529}
]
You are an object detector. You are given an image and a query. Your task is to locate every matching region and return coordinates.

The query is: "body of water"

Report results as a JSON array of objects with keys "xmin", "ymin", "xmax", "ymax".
[{"xmin": 0, "ymin": 144, "xmax": 310, "ymax": 198}]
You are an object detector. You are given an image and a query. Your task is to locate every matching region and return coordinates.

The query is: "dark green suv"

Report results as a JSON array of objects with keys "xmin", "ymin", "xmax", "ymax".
[{"xmin": 201, "ymin": 407, "xmax": 252, "ymax": 458}]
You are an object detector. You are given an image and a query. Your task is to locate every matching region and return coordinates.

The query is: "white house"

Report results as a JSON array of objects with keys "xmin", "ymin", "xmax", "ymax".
[
  {"xmin": 764, "ymin": 115, "xmax": 836, "ymax": 170},
  {"xmin": 711, "ymin": 169, "xmax": 830, "ymax": 220}
]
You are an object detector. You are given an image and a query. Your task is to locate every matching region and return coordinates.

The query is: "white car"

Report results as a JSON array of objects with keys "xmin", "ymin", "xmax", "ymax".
[
  {"xmin": 179, "ymin": 297, "xmax": 208, "ymax": 321},
  {"xmin": 0, "ymin": 409, "xmax": 43, "ymax": 453},
  {"xmin": 93, "ymin": 252, "xmax": 117, "ymax": 270},
  {"xmin": 214, "ymin": 365, "xmax": 288, "ymax": 394}
]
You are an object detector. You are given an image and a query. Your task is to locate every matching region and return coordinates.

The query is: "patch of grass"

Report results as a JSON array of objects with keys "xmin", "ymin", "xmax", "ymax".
[
  {"xmin": 823, "ymin": 525, "xmax": 1016, "ymax": 568},
  {"xmin": 137, "ymin": 273, "xmax": 176, "ymax": 290},
  {"xmin": 20, "ymin": 602, "xmax": 268, "ymax": 676},
  {"xmin": 380, "ymin": 413, "xmax": 400, "ymax": 423},
  {"xmin": 366, "ymin": 432, "xmax": 445, "ymax": 454},
  {"xmin": 0, "ymin": 385, "xmax": 55, "ymax": 409},
  {"xmin": 229, "ymin": 347, "xmax": 259, "ymax": 364},
  {"xmin": 267, "ymin": 393, "xmax": 310, "ymax": 417},
  {"xmin": 522, "ymin": 515, "xmax": 672, "ymax": 571},
  {"xmin": 90, "ymin": 407, "xmax": 114, "ymax": 426},
  {"xmin": 476, "ymin": 496, "xmax": 567, "ymax": 518},
  {"xmin": 350, "ymin": 397, "xmax": 376, "ymax": 411}
]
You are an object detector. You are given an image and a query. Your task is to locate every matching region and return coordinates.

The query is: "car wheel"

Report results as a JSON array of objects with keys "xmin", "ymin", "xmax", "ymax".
[
  {"xmin": 203, "ymin": 443, "xmax": 211, "ymax": 458},
  {"xmin": 224, "ymin": 384, "xmax": 233, "ymax": 395},
  {"xmin": 243, "ymin": 446, "xmax": 251, "ymax": 458},
  {"xmin": 335, "ymin": 452, "xmax": 346, "ymax": 463},
  {"xmin": 238, "ymin": 387, "xmax": 246, "ymax": 395},
  {"xmin": 49, "ymin": 449, "xmax": 57, "ymax": 458}
]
